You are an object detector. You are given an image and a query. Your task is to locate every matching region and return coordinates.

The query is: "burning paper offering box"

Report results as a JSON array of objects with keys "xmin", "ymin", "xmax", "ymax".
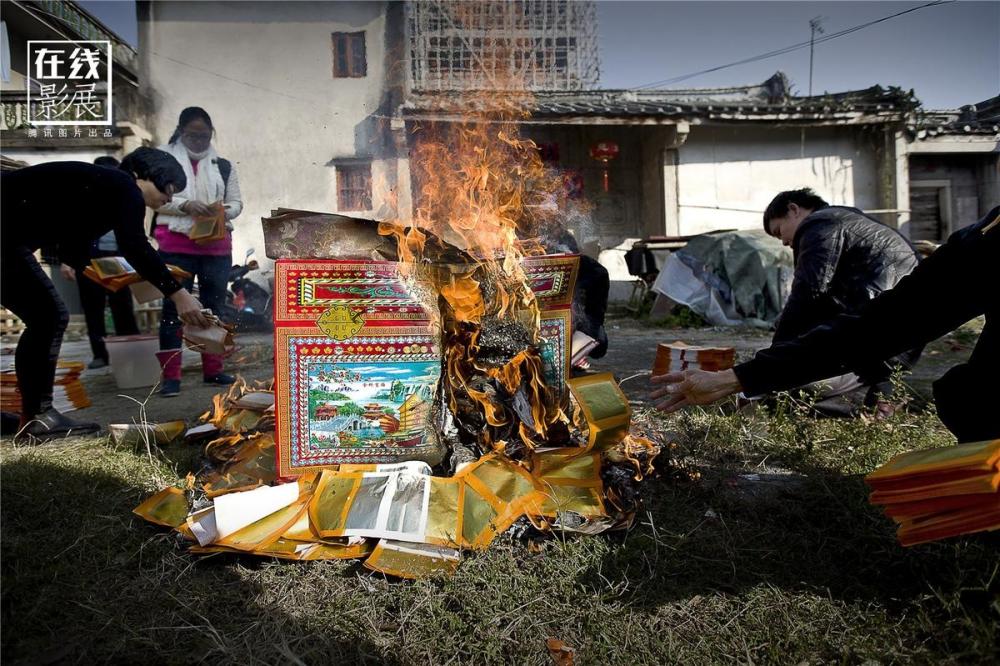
[
  {"xmin": 513, "ymin": 254, "xmax": 577, "ymax": 390},
  {"xmin": 274, "ymin": 259, "xmax": 445, "ymax": 475},
  {"xmin": 274, "ymin": 255, "xmax": 579, "ymax": 477}
]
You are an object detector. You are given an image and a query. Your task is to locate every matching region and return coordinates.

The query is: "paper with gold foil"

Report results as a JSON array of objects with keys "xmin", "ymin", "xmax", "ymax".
[
  {"xmin": 309, "ymin": 471, "xmax": 363, "ymax": 536},
  {"xmin": 460, "ymin": 482, "xmax": 499, "ymax": 548},
  {"xmin": 462, "ymin": 455, "xmax": 547, "ymax": 547},
  {"xmin": 306, "ymin": 462, "xmax": 433, "ymax": 542},
  {"xmin": 531, "ymin": 449, "xmax": 607, "ymax": 519},
  {"xmin": 566, "ymin": 373, "xmax": 631, "ymax": 452},
  {"xmin": 190, "ymin": 538, "xmax": 373, "ymax": 561},
  {"xmin": 425, "ymin": 477, "xmax": 462, "ymax": 547},
  {"xmin": 282, "ymin": 502, "xmax": 323, "ymax": 542},
  {"xmin": 132, "ymin": 487, "xmax": 189, "ymax": 528},
  {"xmin": 201, "ymin": 434, "xmax": 278, "ymax": 498},
  {"xmin": 215, "ymin": 498, "xmax": 311, "ymax": 552},
  {"xmin": 131, "ymin": 368, "xmax": 654, "ymax": 577},
  {"xmin": 207, "ymin": 479, "xmax": 304, "ymax": 544},
  {"xmin": 363, "ymin": 539, "xmax": 461, "ymax": 579},
  {"xmin": 110, "ymin": 421, "xmax": 186, "ymax": 447}
]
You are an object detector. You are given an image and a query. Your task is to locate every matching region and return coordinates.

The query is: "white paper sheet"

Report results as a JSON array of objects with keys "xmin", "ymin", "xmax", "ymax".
[{"xmin": 212, "ymin": 482, "xmax": 301, "ymax": 541}]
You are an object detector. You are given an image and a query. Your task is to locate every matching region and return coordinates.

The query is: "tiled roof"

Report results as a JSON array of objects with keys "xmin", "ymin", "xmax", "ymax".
[
  {"xmin": 910, "ymin": 95, "xmax": 1000, "ymax": 138},
  {"xmin": 403, "ymin": 72, "xmax": 918, "ymax": 123}
]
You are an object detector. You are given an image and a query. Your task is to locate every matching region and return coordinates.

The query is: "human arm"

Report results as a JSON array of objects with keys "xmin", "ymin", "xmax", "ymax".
[
  {"xmin": 221, "ymin": 165, "xmax": 243, "ymax": 224},
  {"xmin": 653, "ymin": 210, "xmax": 997, "ymax": 412},
  {"xmin": 772, "ymin": 221, "xmax": 845, "ymax": 342},
  {"xmin": 60, "ymin": 264, "xmax": 76, "ymax": 281},
  {"xmin": 111, "ymin": 193, "xmax": 183, "ymax": 292}
]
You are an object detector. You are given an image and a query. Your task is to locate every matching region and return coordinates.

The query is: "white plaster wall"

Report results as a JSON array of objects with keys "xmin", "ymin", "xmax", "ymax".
[
  {"xmin": 141, "ymin": 1, "xmax": 392, "ymax": 262},
  {"xmin": 675, "ymin": 126, "xmax": 880, "ymax": 235}
]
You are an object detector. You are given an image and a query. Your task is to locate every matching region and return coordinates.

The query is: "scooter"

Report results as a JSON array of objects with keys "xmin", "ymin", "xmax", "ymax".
[{"xmin": 222, "ymin": 248, "xmax": 273, "ymax": 332}]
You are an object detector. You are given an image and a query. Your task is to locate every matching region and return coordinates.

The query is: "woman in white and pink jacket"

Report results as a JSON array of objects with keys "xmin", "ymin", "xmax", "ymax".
[{"xmin": 153, "ymin": 106, "xmax": 243, "ymax": 397}]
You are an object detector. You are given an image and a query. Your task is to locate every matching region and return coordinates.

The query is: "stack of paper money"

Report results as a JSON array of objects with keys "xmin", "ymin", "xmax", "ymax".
[
  {"xmin": 83, "ymin": 257, "xmax": 192, "ymax": 303},
  {"xmin": 652, "ymin": 341, "xmax": 735, "ymax": 376},
  {"xmin": 0, "ymin": 359, "xmax": 90, "ymax": 414},
  {"xmin": 866, "ymin": 439, "xmax": 1000, "ymax": 546}
]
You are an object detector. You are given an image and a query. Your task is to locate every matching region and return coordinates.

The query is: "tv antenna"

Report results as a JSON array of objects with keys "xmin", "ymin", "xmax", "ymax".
[{"xmin": 809, "ymin": 16, "xmax": 826, "ymax": 96}]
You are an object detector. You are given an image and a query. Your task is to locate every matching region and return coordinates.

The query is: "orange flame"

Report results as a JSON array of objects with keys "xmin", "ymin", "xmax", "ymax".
[{"xmin": 378, "ymin": 4, "xmax": 570, "ymax": 454}]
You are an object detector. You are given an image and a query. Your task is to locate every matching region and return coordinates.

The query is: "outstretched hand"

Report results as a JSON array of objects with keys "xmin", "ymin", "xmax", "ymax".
[{"xmin": 649, "ymin": 368, "xmax": 743, "ymax": 413}]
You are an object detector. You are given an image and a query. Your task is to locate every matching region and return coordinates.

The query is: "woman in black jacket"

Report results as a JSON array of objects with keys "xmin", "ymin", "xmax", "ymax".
[{"xmin": 1, "ymin": 148, "xmax": 211, "ymax": 440}]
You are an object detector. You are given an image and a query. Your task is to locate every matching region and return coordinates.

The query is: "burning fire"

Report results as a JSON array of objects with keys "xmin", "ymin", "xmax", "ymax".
[{"xmin": 378, "ymin": 34, "xmax": 568, "ymax": 457}]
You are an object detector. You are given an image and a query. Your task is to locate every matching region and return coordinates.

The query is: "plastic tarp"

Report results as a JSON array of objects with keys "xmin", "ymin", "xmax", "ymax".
[{"xmin": 652, "ymin": 230, "xmax": 793, "ymax": 328}]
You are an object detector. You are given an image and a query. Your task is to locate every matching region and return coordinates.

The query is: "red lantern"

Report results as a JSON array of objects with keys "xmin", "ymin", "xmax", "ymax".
[{"xmin": 589, "ymin": 140, "xmax": 619, "ymax": 192}]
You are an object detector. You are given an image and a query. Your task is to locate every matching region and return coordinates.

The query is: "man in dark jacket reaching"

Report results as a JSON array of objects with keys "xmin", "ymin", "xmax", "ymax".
[
  {"xmin": 651, "ymin": 205, "xmax": 999, "ymax": 444},
  {"xmin": 761, "ymin": 188, "xmax": 921, "ymax": 413}
]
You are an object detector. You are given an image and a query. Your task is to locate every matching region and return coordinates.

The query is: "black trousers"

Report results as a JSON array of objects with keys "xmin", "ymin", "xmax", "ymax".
[
  {"xmin": 76, "ymin": 250, "xmax": 139, "ymax": 361},
  {"xmin": 0, "ymin": 246, "xmax": 68, "ymax": 417}
]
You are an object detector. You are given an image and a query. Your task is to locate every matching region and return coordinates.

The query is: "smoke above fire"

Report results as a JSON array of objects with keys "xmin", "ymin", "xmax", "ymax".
[{"xmin": 378, "ymin": 7, "xmax": 572, "ymax": 457}]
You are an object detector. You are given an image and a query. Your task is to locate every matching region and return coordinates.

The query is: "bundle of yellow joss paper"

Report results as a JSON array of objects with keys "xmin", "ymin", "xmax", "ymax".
[
  {"xmin": 83, "ymin": 257, "xmax": 193, "ymax": 303},
  {"xmin": 866, "ymin": 439, "xmax": 1000, "ymax": 546},
  {"xmin": 136, "ymin": 446, "xmax": 616, "ymax": 577}
]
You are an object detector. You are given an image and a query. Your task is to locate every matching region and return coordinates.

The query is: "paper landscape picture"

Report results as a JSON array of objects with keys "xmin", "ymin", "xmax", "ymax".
[{"xmin": 306, "ymin": 360, "xmax": 439, "ymax": 451}]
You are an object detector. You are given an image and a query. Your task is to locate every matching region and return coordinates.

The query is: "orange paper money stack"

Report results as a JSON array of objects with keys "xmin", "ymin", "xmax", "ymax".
[
  {"xmin": 865, "ymin": 439, "xmax": 1000, "ymax": 546},
  {"xmin": 0, "ymin": 360, "xmax": 90, "ymax": 414},
  {"xmin": 83, "ymin": 257, "xmax": 192, "ymax": 297},
  {"xmin": 652, "ymin": 341, "xmax": 736, "ymax": 376},
  {"xmin": 188, "ymin": 202, "xmax": 227, "ymax": 245}
]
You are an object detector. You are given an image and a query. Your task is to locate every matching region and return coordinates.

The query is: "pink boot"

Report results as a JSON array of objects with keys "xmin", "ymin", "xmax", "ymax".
[
  {"xmin": 202, "ymin": 353, "xmax": 235, "ymax": 385},
  {"xmin": 156, "ymin": 349, "xmax": 183, "ymax": 397}
]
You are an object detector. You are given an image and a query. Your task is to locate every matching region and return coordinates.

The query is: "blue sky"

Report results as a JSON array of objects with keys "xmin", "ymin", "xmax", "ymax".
[
  {"xmin": 80, "ymin": 0, "xmax": 998, "ymax": 109},
  {"xmin": 596, "ymin": 1, "xmax": 999, "ymax": 108}
]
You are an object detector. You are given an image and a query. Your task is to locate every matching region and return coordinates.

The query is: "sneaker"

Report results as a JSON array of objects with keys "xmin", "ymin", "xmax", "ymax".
[
  {"xmin": 87, "ymin": 357, "xmax": 109, "ymax": 369},
  {"xmin": 160, "ymin": 379, "xmax": 181, "ymax": 397},
  {"xmin": 15, "ymin": 408, "xmax": 100, "ymax": 443},
  {"xmin": 203, "ymin": 373, "xmax": 236, "ymax": 386}
]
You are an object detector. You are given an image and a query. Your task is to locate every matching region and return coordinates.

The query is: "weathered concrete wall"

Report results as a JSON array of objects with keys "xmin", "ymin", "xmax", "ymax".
[
  {"xmin": 674, "ymin": 125, "xmax": 882, "ymax": 235},
  {"xmin": 910, "ymin": 153, "xmax": 1000, "ymax": 231},
  {"xmin": 139, "ymin": 0, "xmax": 400, "ymax": 262}
]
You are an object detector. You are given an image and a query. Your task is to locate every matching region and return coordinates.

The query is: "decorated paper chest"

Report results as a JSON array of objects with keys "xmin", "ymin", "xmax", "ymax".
[{"xmin": 274, "ymin": 255, "xmax": 578, "ymax": 477}]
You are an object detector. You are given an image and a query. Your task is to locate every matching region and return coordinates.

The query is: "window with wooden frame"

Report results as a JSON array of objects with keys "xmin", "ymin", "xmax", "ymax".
[
  {"xmin": 336, "ymin": 163, "xmax": 372, "ymax": 211},
  {"xmin": 332, "ymin": 32, "xmax": 367, "ymax": 78}
]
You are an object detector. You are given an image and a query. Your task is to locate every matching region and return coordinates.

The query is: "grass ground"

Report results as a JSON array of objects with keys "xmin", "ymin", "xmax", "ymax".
[{"xmin": 3, "ymin": 389, "xmax": 998, "ymax": 664}]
